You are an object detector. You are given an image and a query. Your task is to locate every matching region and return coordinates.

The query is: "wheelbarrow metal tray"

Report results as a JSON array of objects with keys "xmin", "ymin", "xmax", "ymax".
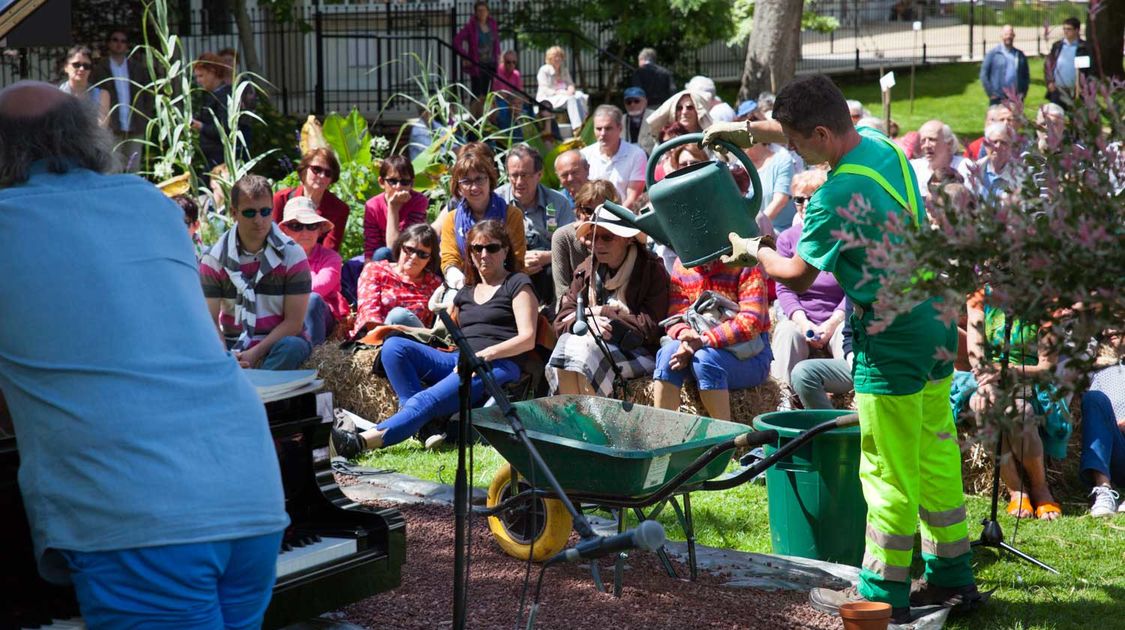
[{"xmin": 473, "ymin": 395, "xmax": 750, "ymax": 498}]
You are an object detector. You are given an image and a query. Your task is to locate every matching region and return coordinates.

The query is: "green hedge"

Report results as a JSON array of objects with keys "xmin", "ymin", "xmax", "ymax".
[{"xmin": 952, "ymin": 2, "xmax": 1085, "ymax": 28}]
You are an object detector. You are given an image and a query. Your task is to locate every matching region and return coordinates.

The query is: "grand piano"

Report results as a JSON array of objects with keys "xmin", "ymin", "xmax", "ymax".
[{"xmin": 0, "ymin": 384, "xmax": 405, "ymax": 629}]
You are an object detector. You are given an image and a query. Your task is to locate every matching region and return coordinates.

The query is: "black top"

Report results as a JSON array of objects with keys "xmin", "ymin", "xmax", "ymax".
[
  {"xmin": 454, "ymin": 272, "xmax": 533, "ymax": 355},
  {"xmin": 631, "ymin": 63, "xmax": 676, "ymax": 109}
]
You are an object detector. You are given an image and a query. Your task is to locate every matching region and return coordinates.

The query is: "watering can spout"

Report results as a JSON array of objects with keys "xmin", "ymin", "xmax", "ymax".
[{"xmin": 598, "ymin": 200, "xmax": 671, "ymax": 247}]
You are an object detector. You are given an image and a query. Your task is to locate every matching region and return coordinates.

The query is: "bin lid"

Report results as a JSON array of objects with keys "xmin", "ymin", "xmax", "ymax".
[{"xmin": 752, "ymin": 410, "xmax": 860, "ymax": 437}]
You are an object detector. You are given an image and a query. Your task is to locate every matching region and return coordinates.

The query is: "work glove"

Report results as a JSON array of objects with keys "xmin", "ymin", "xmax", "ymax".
[
  {"xmin": 719, "ymin": 232, "xmax": 774, "ymax": 267},
  {"xmin": 702, "ymin": 121, "xmax": 755, "ymax": 152}
]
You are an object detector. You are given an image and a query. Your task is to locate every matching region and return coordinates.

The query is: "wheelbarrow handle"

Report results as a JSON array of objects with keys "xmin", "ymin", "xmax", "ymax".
[
  {"xmin": 835, "ymin": 413, "xmax": 860, "ymax": 428},
  {"xmin": 734, "ymin": 429, "xmax": 779, "ymax": 449}
]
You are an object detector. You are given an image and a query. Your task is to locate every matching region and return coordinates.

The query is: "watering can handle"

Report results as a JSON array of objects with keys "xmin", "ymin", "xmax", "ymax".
[{"xmin": 645, "ymin": 132, "xmax": 763, "ymax": 206}]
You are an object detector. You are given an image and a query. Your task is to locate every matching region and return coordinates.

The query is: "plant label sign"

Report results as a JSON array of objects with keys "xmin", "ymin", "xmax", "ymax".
[
  {"xmin": 880, "ymin": 71, "xmax": 896, "ymax": 92},
  {"xmin": 1075, "ymin": 56, "xmax": 1091, "ymax": 70},
  {"xmin": 912, "ymin": 21, "xmax": 922, "ymax": 31}
]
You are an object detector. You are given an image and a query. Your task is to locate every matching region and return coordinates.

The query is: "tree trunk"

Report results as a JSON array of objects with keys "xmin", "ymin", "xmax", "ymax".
[
  {"xmin": 737, "ymin": 0, "xmax": 804, "ymax": 102},
  {"xmin": 1089, "ymin": 0, "xmax": 1125, "ymax": 81},
  {"xmin": 232, "ymin": 0, "xmax": 263, "ymax": 77}
]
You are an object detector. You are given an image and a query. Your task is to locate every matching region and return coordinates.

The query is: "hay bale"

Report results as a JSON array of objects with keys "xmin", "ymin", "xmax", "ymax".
[{"xmin": 304, "ymin": 344, "xmax": 399, "ymax": 422}]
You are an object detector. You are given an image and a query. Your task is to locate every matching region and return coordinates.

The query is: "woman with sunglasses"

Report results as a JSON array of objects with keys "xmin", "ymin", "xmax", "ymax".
[
  {"xmin": 645, "ymin": 90, "xmax": 712, "ymax": 139},
  {"xmin": 352, "ymin": 224, "xmax": 443, "ymax": 336},
  {"xmin": 550, "ymin": 180, "xmax": 617, "ymax": 302},
  {"xmin": 279, "ymin": 197, "xmax": 349, "ymax": 346},
  {"xmin": 549, "ymin": 209, "xmax": 669, "ymax": 396},
  {"xmin": 272, "ymin": 148, "xmax": 349, "ymax": 252},
  {"xmin": 364, "ymin": 155, "xmax": 429, "ymax": 262},
  {"xmin": 59, "ymin": 46, "xmax": 110, "ymax": 128},
  {"xmin": 332, "ymin": 220, "xmax": 538, "ymax": 455},
  {"xmin": 439, "ymin": 149, "xmax": 526, "ymax": 289}
]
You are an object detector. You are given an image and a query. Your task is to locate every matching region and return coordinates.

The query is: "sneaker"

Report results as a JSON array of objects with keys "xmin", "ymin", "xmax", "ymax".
[
  {"xmin": 424, "ymin": 433, "xmax": 447, "ymax": 450},
  {"xmin": 331, "ymin": 426, "xmax": 368, "ymax": 459},
  {"xmin": 808, "ymin": 585, "xmax": 912, "ymax": 624},
  {"xmin": 909, "ymin": 579, "xmax": 989, "ymax": 611},
  {"xmin": 1089, "ymin": 484, "xmax": 1120, "ymax": 517}
]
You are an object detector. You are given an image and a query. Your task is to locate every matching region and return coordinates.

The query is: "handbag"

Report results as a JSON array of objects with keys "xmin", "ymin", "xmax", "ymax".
[{"xmin": 660, "ymin": 290, "xmax": 764, "ymax": 360}]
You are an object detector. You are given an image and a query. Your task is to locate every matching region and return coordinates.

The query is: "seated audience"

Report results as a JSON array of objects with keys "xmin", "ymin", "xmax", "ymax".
[
  {"xmin": 669, "ymin": 144, "xmax": 708, "ymax": 171},
  {"xmin": 950, "ymin": 289, "xmax": 1071, "ymax": 520},
  {"xmin": 964, "ymin": 103, "xmax": 1013, "ymax": 160},
  {"xmin": 580, "ymin": 105, "xmax": 646, "ymax": 208},
  {"xmin": 352, "ymin": 224, "xmax": 443, "ymax": 335},
  {"xmin": 272, "ymin": 148, "xmax": 349, "ymax": 251},
  {"xmin": 549, "ymin": 210, "xmax": 669, "ymax": 396},
  {"xmin": 846, "ymin": 99, "xmax": 868, "ymax": 125},
  {"xmin": 496, "ymin": 144, "xmax": 573, "ymax": 306},
  {"xmin": 331, "ymin": 220, "xmax": 538, "ymax": 455},
  {"xmin": 551, "ymin": 180, "xmax": 617, "ymax": 302},
  {"xmin": 622, "ymin": 86, "xmax": 657, "ymax": 154},
  {"xmin": 911, "ymin": 120, "xmax": 971, "ymax": 198},
  {"xmin": 440, "ymin": 148, "xmax": 527, "ymax": 289},
  {"xmin": 770, "ymin": 169, "xmax": 847, "ymax": 403},
  {"xmin": 744, "ymin": 140, "xmax": 798, "ymax": 235},
  {"xmin": 1081, "ymin": 336, "xmax": 1125, "ymax": 517},
  {"xmin": 173, "ymin": 193, "xmax": 205, "ymax": 260},
  {"xmin": 280, "ymin": 197, "xmax": 349, "ymax": 346},
  {"xmin": 653, "ymin": 258, "xmax": 773, "ymax": 420},
  {"xmin": 536, "ymin": 45, "xmax": 588, "ymax": 130},
  {"xmin": 646, "ymin": 90, "xmax": 712, "ymax": 136},
  {"xmin": 554, "ymin": 148, "xmax": 590, "ymax": 206},
  {"xmin": 365, "ymin": 155, "xmax": 429, "ymax": 262},
  {"xmin": 790, "ymin": 301, "xmax": 856, "ymax": 409},
  {"xmin": 971, "ymin": 122, "xmax": 1020, "ymax": 200},
  {"xmin": 201, "ymin": 175, "xmax": 312, "ymax": 370},
  {"xmin": 652, "ymin": 121, "xmax": 690, "ymax": 182}
]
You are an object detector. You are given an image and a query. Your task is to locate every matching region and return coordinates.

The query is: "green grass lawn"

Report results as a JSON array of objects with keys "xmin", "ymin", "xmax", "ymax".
[{"xmin": 358, "ymin": 442, "xmax": 1125, "ymax": 629}]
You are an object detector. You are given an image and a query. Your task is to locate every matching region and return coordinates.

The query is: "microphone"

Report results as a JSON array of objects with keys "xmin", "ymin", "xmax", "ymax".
[
  {"xmin": 546, "ymin": 520, "xmax": 665, "ymax": 565},
  {"xmin": 573, "ymin": 286, "xmax": 589, "ymax": 336}
]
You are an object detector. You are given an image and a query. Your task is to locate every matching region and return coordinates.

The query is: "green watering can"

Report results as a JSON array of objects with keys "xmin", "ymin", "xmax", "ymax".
[{"xmin": 600, "ymin": 133, "xmax": 763, "ymax": 267}]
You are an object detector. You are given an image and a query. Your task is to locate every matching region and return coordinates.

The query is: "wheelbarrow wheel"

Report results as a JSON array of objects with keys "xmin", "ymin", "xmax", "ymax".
[{"xmin": 486, "ymin": 463, "xmax": 572, "ymax": 562}]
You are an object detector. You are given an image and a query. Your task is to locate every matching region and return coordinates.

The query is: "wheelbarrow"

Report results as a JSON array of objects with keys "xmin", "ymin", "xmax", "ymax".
[{"xmin": 472, "ymin": 395, "xmax": 858, "ymax": 592}]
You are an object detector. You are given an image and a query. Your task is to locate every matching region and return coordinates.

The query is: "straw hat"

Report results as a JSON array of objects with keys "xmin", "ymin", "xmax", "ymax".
[
  {"xmin": 576, "ymin": 207, "xmax": 647, "ymax": 244},
  {"xmin": 282, "ymin": 196, "xmax": 333, "ymax": 234}
]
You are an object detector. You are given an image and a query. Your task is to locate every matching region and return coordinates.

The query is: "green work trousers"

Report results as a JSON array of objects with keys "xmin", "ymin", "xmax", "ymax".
[{"xmin": 855, "ymin": 375, "xmax": 974, "ymax": 608}]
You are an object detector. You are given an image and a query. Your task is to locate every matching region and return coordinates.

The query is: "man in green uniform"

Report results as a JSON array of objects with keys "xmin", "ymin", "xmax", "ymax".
[{"xmin": 704, "ymin": 75, "xmax": 983, "ymax": 623}]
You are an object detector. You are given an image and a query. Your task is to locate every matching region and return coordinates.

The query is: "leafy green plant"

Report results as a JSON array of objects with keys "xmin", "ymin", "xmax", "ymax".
[
  {"xmin": 139, "ymin": 0, "xmax": 196, "ymax": 186},
  {"xmin": 953, "ymin": 1, "xmax": 1085, "ymax": 28},
  {"xmin": 729, "ymin": 0, "xmax": 840, "ymax": 47}
]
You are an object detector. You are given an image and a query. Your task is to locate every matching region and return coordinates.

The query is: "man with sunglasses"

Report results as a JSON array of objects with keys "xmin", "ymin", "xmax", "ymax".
[
  {"xmin": 92, "ymin": 29, "xmax": 153, "ymax": 172},
  {"xmin": 201, "ymin": 175, "xmax": 313, "ymax": 370},
  {"xmin": 622, "ymin": 86, "xmax": 656, "ymax": 155}
]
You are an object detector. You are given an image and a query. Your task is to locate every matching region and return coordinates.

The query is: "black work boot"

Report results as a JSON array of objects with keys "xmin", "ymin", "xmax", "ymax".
[{"xmin": 909, "ymin": 579, "xmax": 990, "ymax": 611}]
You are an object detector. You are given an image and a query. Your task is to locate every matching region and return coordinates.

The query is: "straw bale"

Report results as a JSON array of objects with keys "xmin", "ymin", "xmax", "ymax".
[{"xmin": 304, "ymin": 344, "xmax": 399, "ymax": 422}]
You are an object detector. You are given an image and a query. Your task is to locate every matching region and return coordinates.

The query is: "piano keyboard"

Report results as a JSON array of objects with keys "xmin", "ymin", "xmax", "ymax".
[{"xmin": 277, "ymin": 535, "xmax": 357, "ymax": 578}]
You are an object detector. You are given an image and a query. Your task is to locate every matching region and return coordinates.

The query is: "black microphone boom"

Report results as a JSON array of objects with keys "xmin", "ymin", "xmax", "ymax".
[{"xmin": 546, "ymin": 520, "xmax": 665, "ymax": 565}]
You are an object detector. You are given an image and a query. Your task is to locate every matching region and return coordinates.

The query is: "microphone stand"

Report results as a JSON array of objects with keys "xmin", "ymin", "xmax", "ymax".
[
  {"xmin": 577, "ymin": 268, "xmax": 632, "ymax": 403},
  {"xmin": 438, "ymin": 310, "xmax": 599, "ymax": 630}
]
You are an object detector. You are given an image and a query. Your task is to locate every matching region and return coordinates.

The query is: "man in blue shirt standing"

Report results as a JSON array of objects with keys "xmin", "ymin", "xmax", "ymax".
[
  {"xmin": 980, "ymin": 25, "xmax": 1029, "ymax": 105},
  {"xmin": 0, "ymin": 81, "xmax": 288, "ymax": 628},
  {"xmin": 1045, "ymin": 17, "xmax": 1092, "ymax": 109}
]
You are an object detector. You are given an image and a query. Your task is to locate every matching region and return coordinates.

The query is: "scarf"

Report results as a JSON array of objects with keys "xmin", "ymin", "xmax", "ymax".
[
  {"xmin": 588, "ymin": 243, "xmax": 638, "ymax": 315},
  {"xmin": 454, "ymin": 192, "xmax": 508, "ymax": 257},
  {"xmin": 215, "ymin": 223, "xmax": 291, "ymax": 346}
]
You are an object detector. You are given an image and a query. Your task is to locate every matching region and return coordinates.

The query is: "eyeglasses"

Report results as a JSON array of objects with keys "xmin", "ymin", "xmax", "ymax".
[
  {"xmin": 384, "ymin": 177, "xmax": 413, "ymax": 187},
  {"xmin": 504, "ymin": 58, "xmax": 518, "ymax": 65},
  {"xmin": 458, "ymin": 175, "xmax": 489, "ymax": 190},
  {"xmin": 110, "ymin": 37, "xmax": 127, "ymax": 43},
  {"xmin": 624, "ymin": 98, "xmax": 643, "ymax": 105},
  {"xmin": 575, "ymin": 205, "xmax": 596, "ymax": 217},
  {"xmin": 676, "ymin": 103, "xmax": 695, "ymax": 111},
  {"xmin": 792, "ymin": 196, "xmax": 810, "ymax": 205},
  {"xmin": 240, "ymin": 207, "xmax": 272, "ymax": 218},
  {"xmin": 70, "ymin": 62, "xmax": 92, "ymax": 70},
  {"xmin": 308, "ymin": 165, "xmax": 333, "ymax": 178},
  {"xmin": 284, "ymin": 221, "xmax": 318, "ymax": 231},
  {"xmin": 401, "ymin": 244, "xmax": 431, "ymax": 260},
  {"xmin": 470, "ymin": 242, "xmax": 503, "ymax": 254}
]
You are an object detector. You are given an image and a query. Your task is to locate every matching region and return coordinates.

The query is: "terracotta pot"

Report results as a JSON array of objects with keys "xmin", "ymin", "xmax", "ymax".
[{"xmin": 839, "ymin": 601, "xmax": 891, "ymax": 630}]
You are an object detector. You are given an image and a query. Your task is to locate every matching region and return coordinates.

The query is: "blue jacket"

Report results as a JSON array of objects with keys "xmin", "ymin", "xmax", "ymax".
[{"xmin": 980, "ymin": 44, "xmax": 1029, "ymax": 100}]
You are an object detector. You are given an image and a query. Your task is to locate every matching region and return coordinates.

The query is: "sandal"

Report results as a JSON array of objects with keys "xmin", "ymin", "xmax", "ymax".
[
  {"xmin": 1007, "ymin": 495, "xmax": 1033, "ymax": 518},
  {"xmin": 1035, "ymin": 501, "xmax": 1062, "ymax": 520}
]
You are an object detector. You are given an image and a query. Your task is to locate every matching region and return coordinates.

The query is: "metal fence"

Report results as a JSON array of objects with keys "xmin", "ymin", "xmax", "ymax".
[{"xmin": 0, "ymin": 0, "xmax": 1086, "ymax": 121}]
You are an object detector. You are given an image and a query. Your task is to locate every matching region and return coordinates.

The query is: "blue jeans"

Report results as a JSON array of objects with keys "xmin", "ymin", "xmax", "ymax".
[
  {"xmin": 653, "ymin": 334, "xmax": 772, "ymax": 391},
  {"xmin": 385, "ymin": 306, "xmax": 424, "ymax": 328},
  {"xmin": 791, "ymin": 358, "xmax": 854, "ymax": 410},
  {"xmin": 371, "ymin": 246, "xmax": 393, "ymax": 262},
  {"xmin": 1079, "ymin": 390, "xmax": 1125, "ymax": 488},
  {"xmin": 304, "ymin": 293, "xmax": 337, "ymax": 346},
  {"xmin": 60, "ymin": 530, "xmax": 284, "ymax": 630},
  {"xmin": 260, "ymin": 336, "xmax": 312, "ymax": 370},
  {"xmin": 377, "ymin": 336, "xmax": 520, "ymax": 446},
  {"xmin": 341, "ymin": 255, "xmax": 366, "ymax": 308}
]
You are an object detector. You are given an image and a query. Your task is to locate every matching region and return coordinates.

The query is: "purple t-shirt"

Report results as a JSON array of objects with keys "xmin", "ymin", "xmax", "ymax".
[{"xmin": 775, "ymin": 223, "xmax": 846, "ymax": 324}]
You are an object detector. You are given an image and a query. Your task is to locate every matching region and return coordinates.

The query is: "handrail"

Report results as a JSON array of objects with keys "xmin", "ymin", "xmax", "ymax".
[
  {"xmin": 506, "ymin": 26, "xmax": 637, "ymax": 75},
  {"xmin": 318, "ymin": 32, "xmax": 548, "ymax": 112}
]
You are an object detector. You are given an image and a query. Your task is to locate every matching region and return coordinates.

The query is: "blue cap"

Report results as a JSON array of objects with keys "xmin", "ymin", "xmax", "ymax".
[
  {"xmin": 623, "ymin": 86, "xmax": 646, "ymax": 100},
  {"xmin": 736, "ymin": 100, "xmax": 758, "ymax": 118}
]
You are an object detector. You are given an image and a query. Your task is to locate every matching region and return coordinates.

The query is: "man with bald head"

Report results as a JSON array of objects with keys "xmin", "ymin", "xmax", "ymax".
[
  {"xmin": 0, "ymin": 82, "xmax": 287, "ymax": 627},
  {"xmin": 553, "ymin": 148, "xmax": 590, "ymax": 205},
  {"xmin": 980, "ymin": 25, "xmax": 1029, "ymax": 106},
  {"xmin": 910, "ymin": 120, "xmax": 972, "ymax": 195}
]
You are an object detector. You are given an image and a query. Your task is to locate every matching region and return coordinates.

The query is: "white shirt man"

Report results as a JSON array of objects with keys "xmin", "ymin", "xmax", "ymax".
[
  {"xmin": 910, "ymin": 120, "xmax": 971, "ymax": 195},
  {"xmin": 579, "ymin": 105, "xmax": 646, "ymax": 208}
]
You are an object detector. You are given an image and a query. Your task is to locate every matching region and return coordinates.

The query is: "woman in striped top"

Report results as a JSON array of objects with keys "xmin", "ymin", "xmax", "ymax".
[{"xmin": 652, "ymin": 259, "xmax": 773, "ymax": 420}]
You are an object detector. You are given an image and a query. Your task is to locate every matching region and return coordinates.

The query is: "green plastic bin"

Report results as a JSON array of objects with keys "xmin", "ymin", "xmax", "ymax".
[{"xmin": 753, "ymin": 410, "xmax": 867, "ymax": 567}]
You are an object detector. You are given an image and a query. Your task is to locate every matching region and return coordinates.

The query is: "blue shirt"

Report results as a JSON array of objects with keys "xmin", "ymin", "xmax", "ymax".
[
  {"xmin": 0, "ymin": 165, "xmax": 288, "ymax": 581},
  {"xmin": 745, "ymin": 146, "xmax": 797, "ymax": 232},
  {"xmin": 494, "ymin": 182, "xmax": 574, "ymax": 251},
  {"xmin": 1054, "ymin": 39, "xmax": 1078, "ymax": 88}
]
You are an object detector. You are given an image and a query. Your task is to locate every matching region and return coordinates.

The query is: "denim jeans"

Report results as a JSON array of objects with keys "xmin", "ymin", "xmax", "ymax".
[
  {"xmin": 384, "ymin": 306, "xmax": 424, "ymax": 328},
  {"xmin": 260, "ymin": 336, "xmax": 312, "ymax": 370},
  {"xmin": 653, "ymin": 333, "xmax": 772, "ymax": 391},
  {"xmin": 791, "ymin": 358, "xmax": 855, "ymax": 410},
  {"xmin": 304, "ymin": 293, "xmax": 337, "ymax": 346},
  {"xmin": 1079, "ymin": 390, "xmax": 1125, "ymax": 488},
  {"xmin": 61, "ymin": 530, "xmax": 284, "ymax": 630},
  {"xmin": 377, "ymin": 336, "xmax": 520, "ymax": 446},
  {"xmin": 371, "ymin": 246, "xmax": 393, "ymax": 262}
]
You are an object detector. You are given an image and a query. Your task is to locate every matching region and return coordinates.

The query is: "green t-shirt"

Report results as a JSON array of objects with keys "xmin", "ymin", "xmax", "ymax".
[{"xmin": 797, "ymin": 128, "xmax": 955, "ymax": 396}]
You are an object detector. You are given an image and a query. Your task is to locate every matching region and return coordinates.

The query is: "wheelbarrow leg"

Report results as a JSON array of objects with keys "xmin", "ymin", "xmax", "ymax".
[
  {"xmin": 633, "ymin": 506, "xmax": 678, "ymax": 579},
  {"xmin": 613, "ymin": 508, "xmax": 625, "ymax": 597},
  {"xmin": 580, "ymin": 505, "xmax": 608, "ymax": 593},
  {"xmin": 670, "ymin": 494, "xmax": 698, "ymax": 581}
]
